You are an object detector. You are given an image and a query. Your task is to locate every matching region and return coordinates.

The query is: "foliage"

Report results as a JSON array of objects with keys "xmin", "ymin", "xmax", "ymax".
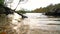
[
  {"xmin": 0, "ymin": 0, "xmax": 4, "ymax": 5},
  {"xmin": 16, "ymin": 10, "xmax": 26, "ymax": 14},
  {"xmin": 33, "ymin": 3, "xmax": 60, "ymax": 13}
]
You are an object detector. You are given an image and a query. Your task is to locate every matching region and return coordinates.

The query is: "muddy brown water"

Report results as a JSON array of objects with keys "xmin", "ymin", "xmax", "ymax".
[{"xmin": 0, "ymin": 13, "xmax": 60, "ymax": 34}]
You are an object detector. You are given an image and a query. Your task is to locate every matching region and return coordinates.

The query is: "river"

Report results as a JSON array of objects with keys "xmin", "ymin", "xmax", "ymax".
[
  {"xmin": 0, "ymin": 13, "xmax": 60, "ymax": 34},
  {"xmin": 23, "ymin": 13, "xmax": 60, "ymax": 30}
]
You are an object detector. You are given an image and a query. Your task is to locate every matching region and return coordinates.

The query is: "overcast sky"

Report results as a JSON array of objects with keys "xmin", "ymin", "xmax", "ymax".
[{"xmin": 9, "ymin": 0, "xmax": 60, "ymax": 11}]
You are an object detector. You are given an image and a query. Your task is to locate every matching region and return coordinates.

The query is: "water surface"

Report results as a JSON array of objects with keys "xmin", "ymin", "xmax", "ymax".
[{"xmin": 23, "ymin": 13, "xmax": 60, "ymax": 30}]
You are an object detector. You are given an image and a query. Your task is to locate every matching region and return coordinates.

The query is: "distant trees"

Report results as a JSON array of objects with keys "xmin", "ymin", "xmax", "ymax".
[
  {"xmin": 16, "ymin": 10, "xmax": 26, "ymax": 14},
  {"xmin": 33, "ymin": 3, "xmax": 60, "ymax": 13},
  {"xmin": 16, "ymin": 3, "xmax": 60, "ymax": 13}
]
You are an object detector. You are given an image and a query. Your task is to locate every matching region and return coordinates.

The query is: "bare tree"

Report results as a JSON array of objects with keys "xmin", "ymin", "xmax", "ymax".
[
  {"xmin": 4, "ymin": 0, "xmax": 28, "ymax": 10},
  {"xmin": 14, "ymin": 0, "xmax": 28, "ymax": 11}
]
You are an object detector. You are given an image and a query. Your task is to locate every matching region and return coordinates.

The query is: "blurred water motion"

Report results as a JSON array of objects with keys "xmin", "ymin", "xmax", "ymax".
[
  {"xmin": 0, "ymin": 13, "xmax": 29, "ymax": 34},
  {"xmin": 24, "ymin": 13, "xmax": 60, "ymax": 34},
  {"xmin": 0, "ymin": 13, "xmax": 60, "ymax": 34},
  {"xmin": 24, "ymin": 13, "xmax": 60, "ymax": 30}
]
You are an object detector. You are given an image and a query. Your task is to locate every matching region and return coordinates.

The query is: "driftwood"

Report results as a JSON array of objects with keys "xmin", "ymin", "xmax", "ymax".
[{"xmin": 0, "ymin": 4, "xmax": 28, "ymax": 18}]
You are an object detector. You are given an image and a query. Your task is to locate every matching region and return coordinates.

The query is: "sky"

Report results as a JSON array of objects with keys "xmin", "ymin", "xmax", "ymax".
[{"xmin": 8, "ymin": 0, "xmax": 60, "ymax": 11}]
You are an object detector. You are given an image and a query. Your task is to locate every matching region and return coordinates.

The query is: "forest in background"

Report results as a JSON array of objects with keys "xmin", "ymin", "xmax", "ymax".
[{"xmin": 32, "ymin": 3, "xmax": 60, "ymax": 13}]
